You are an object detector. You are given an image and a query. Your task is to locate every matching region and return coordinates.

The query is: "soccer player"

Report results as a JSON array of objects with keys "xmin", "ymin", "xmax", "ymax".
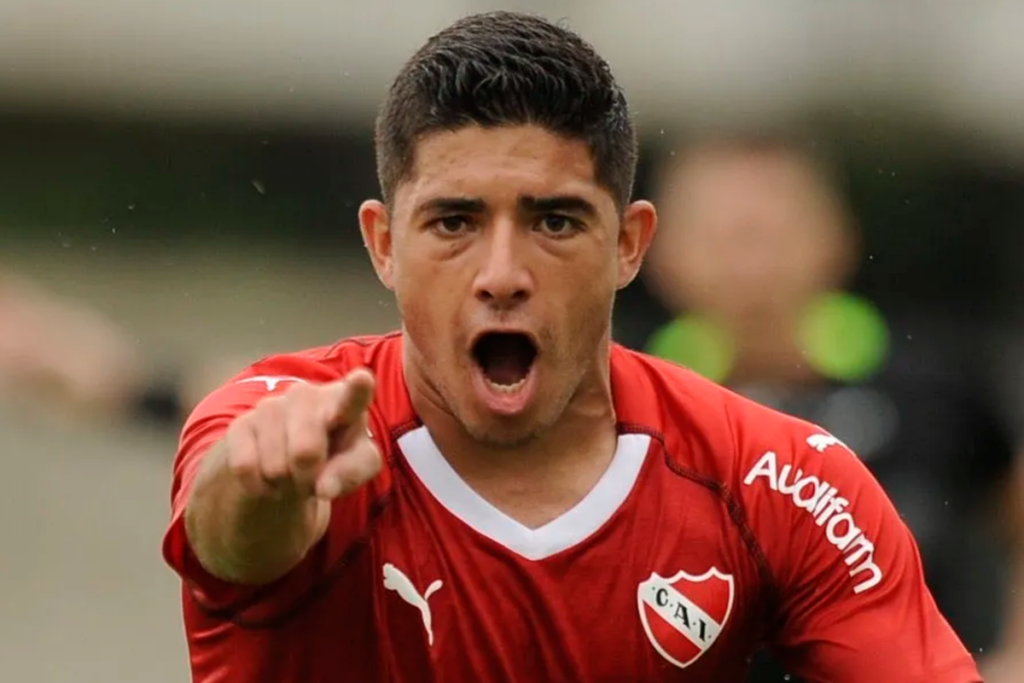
[{"xmin": 163, "ymin": 11, "xmax": 983, "ymax": 682}]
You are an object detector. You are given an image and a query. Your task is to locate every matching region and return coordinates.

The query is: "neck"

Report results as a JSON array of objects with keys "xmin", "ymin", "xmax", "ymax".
[
  {"xmin": 724, "ymin": 312, "xmax": 820, "ymax": 386},
  {"xmin": 403, "ymin": 336, "xmax": 620, "ymax": 528}
]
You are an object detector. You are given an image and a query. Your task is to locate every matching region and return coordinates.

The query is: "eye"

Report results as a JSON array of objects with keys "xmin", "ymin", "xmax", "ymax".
[
  {"xmin": 536, "ymin": 214, "xmax": 579, "ymax": 236},
  {"xmin": 432, "ymin": 215, "xmax": 471, "ymax": 236}
]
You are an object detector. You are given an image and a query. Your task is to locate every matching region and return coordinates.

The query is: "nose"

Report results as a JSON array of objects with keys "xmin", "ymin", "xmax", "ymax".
[{"xmin": 473, "ymin": 222, "xmax": 532, "ymax": 308}]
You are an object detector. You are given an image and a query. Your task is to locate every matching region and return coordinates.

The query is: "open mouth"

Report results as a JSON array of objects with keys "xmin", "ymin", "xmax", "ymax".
[{"xmin": 471, "ymin": 332, "xmax": 538, "ymax": 392}]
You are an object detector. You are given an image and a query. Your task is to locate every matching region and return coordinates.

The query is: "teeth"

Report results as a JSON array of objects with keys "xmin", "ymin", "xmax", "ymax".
[{"xmin": 486, "ymin": 378, "xmax": 527, "ymax": 393}]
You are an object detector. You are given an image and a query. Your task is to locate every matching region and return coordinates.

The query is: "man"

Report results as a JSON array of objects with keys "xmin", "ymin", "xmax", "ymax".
[
  {"xmin": 163, "ymin": 12, "xmax": 982, "ymax": 682},
  {"xmin": 629, "ymin": 137, "xmax": 1012, "ymax": 680}
]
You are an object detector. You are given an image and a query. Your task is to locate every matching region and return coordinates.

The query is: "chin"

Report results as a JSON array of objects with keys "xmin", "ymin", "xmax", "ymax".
[
  {"xmin": 460, "ymin": 410, "xmax": 544, "ymax": 450},
  {"xmin": 466, "ymin": 421, "xmax": 544, "ymax": 448}
]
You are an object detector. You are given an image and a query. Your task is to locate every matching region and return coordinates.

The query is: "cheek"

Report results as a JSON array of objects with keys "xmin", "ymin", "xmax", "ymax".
[
  {"xmin": 396, "ymin": 284, "xmax": 439, "ymax": 336},
  {"xmin": 393, "ymin": 265, "xmax": 463, "ymax": 357},
  {"xmin": 393, "ymin": 253, "xmax": 437, "ymax": 311},
  {"xmin": 393, "ymin": 263, "xmax": 431, "ymax": 323},
  {"xmin": 557, "ymin": 245, "xmax": 617, "ymax": 301},
  {"xmin": 556, "ymin": 270, "xmax": 616, "ymax": 347}
]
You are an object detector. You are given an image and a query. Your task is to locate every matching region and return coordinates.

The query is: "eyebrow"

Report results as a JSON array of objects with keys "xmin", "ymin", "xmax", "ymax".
[
  {"xmin": 519, "ymin": 195, "xmax": 598, "ymax": 217},
  {"xmin": 414, "ymin": 194, "xmax": 599, "ymax": 218},
  {"xmin": 416, "ymin": 197, "xmax": 487, "ymax": 215}
]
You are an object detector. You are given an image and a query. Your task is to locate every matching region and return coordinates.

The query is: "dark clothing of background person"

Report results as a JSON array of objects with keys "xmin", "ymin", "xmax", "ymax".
[{"xmin": 614, "ymin": 278, "xmax": 1013, "ymax": 679}]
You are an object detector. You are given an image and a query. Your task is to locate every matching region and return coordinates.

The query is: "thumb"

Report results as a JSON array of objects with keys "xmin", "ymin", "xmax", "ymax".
[{"xmin": 315, "ymin": 426, "xmax": 382, "ymax": 500}]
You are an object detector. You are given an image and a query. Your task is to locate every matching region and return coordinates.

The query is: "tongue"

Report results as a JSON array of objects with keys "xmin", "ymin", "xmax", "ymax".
[{"xmin": 485, "ymin": 355, "xmax": 528, "ymax": 386}]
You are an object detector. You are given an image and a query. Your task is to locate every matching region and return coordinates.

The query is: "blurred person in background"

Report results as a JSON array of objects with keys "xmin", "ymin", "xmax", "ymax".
[
  {"xmin": 621, "ymin": 135, "xmax": 1015, "ymax": 681},
  {"xmin": 0, "ymin": 269, "xmax": 227, "ymax": 427}
]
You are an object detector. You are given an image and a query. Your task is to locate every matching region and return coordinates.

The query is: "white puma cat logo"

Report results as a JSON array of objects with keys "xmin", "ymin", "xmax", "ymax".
[
  {"xmin": 237, "ymin": 375, "xmax": 307, "ymax": 392},
  {"xmin": 382, "ymin": 563, "xmax": 444, "ymax": 646},
  {"xmin": 807, "ymin": 433, "xmax": 848, "ymax": 453}
]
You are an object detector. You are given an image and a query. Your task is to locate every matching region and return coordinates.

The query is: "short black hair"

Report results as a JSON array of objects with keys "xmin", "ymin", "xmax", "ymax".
[{"xmin": 374, "ymin": 11, "xmax": 637, "ymax": 208}]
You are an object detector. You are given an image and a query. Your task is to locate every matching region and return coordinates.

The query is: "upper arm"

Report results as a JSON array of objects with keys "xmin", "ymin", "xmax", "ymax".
[
  {"xmin": 739, "ymin": 422, "xmax": 981, "ymax": 683},
  {"xmin": 161, "ymin": 361, "xmax": 389, "ymax": 625}
]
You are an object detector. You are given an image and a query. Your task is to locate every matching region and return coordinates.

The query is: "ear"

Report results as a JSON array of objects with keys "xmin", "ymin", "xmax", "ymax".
[
  {"xmin": 616, "ymin": 199, "xmax": 658, "ymax": 289},
  {"xmin": 359, "ymin": 200, "xmax": 395, "ymax": 290}
]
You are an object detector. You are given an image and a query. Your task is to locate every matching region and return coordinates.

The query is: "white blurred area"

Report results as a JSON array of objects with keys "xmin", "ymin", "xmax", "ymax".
[{"xmin": 0, "ymin": 0, "xmax": 1023, "ymax": 155}]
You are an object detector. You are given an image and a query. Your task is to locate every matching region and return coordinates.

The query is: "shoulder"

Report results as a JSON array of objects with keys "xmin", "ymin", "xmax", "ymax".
[
  {"xmin": 612, "ymin": 347, "xmax": 888, "ymax": 579},
  {"xmin": 245, "ymin": 331, "xmax": 402, "ymax": 383},
  {"xmin": 612, "ymin": 345, "xmax": 820, "ymax": 482},
  {"xmin": 179, "ymin": 332, "xmax": 408, "ymax": 464},
  {"xmin": 191, "ymin": 332, "xmax": 404, "ymax": 416}
]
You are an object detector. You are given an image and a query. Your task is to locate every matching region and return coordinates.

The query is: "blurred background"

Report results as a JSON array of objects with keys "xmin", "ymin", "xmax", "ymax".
[{"xmin": 3, "ymin": 1, "xmax": 1024, "ymax": 681}]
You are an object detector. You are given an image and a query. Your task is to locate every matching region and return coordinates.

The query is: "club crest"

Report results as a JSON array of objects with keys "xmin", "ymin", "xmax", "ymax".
[{"xmin": 637, "ymin": 567, "xmax": 734, "ymax": 669}]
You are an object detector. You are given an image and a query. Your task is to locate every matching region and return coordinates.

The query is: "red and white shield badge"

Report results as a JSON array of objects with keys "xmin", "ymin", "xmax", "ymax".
[{"xmin": 637, "ymin": 567, "xmax": 734, "ymax": 669}]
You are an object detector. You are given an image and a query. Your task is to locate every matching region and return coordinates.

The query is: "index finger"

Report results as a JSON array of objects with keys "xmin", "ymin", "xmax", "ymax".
[{"xmin": 322, "ymin": 368, "xmax": 376, "ymax": 428}]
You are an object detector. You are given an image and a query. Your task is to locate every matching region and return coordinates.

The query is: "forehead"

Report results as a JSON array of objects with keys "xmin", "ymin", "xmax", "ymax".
[
  {"xmin": 394, "ymin": 125, "xmax": 611, "ymax": 211},
  {"xmin": 660, "ymin": 150, "xmax": 842, "ymax": 237}
]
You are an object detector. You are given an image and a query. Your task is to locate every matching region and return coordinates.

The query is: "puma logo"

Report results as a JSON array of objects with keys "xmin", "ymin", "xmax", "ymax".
[
  {"xmin": 807, "ymin": 433, "xmax": 848, "ymax": 453},
  {"xmin": 237, "ymin": 375, "xmax": 307, "ymax": 392},
  {"xmin": 382, "ymin": 563, "xmax": 444, "ymax": 646}
]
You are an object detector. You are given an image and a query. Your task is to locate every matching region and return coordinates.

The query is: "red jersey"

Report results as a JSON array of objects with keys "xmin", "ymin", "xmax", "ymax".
[{"xmin": 163, "ymin": 333, "xmax": 981, "ymax": 683}]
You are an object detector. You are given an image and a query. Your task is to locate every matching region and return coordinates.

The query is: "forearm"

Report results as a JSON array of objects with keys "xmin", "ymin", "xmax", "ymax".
[{"xmin": 183, "ymin": 441, "xmax": 330, "ymax": 585}]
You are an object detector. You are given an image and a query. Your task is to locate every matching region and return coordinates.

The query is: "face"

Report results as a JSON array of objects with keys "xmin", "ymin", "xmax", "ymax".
[
  {"xmin": 647, "ymin": 148, "xmax": 853, "ymax": 327},
  {"xmin": 360, "ymin": 125, "xmax": 656, "ymax": 447}
]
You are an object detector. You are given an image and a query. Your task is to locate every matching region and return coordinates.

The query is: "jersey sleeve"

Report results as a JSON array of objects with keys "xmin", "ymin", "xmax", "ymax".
[
  {"xmin": 161, "ymin": 354, "xmax": 390, "ymax": 625},
  {"xmin": 737, "ymin": 417, "xmax": 982, "ymax": 683}
]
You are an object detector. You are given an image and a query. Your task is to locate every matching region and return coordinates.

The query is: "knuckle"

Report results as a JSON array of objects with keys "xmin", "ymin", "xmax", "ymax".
[
  {"xmin": 229, "ymin": 408, "xmax": 258, "ymax": 434},
  {"xmin": 224, "ymin": 423, "xmax": 253, "ymax": 462},
  {"xmin": 281, "ymin": 382, "xmax": 315, "ymax": 408},
  {"xmin": 258, "ymin": 394, "xmax": 287, "ymax": 416},
  {"xmin": 284, "ymin": 383, "xmax": 333, "ymax": 422},
  {"xmin": 248, "ymin": 398, "xmax": 281, "ymax": 428},
  {"xmin": 226, "ymin": 447, "xmax": 259, "ymax": 481},
  {"xmin": 289, "ymin": 430, "xmax": 327, "ymax": 461},
  {"xmin": 286, "ymin": 381, "xmax": 317, "ymax": 399},
  {"xmin": 260, "ymin": 457, "xmax": 290, "ymax": 483},
  {"xmin": 289, "ymin": 446, "xmax": 324, "ymax": 471}
]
